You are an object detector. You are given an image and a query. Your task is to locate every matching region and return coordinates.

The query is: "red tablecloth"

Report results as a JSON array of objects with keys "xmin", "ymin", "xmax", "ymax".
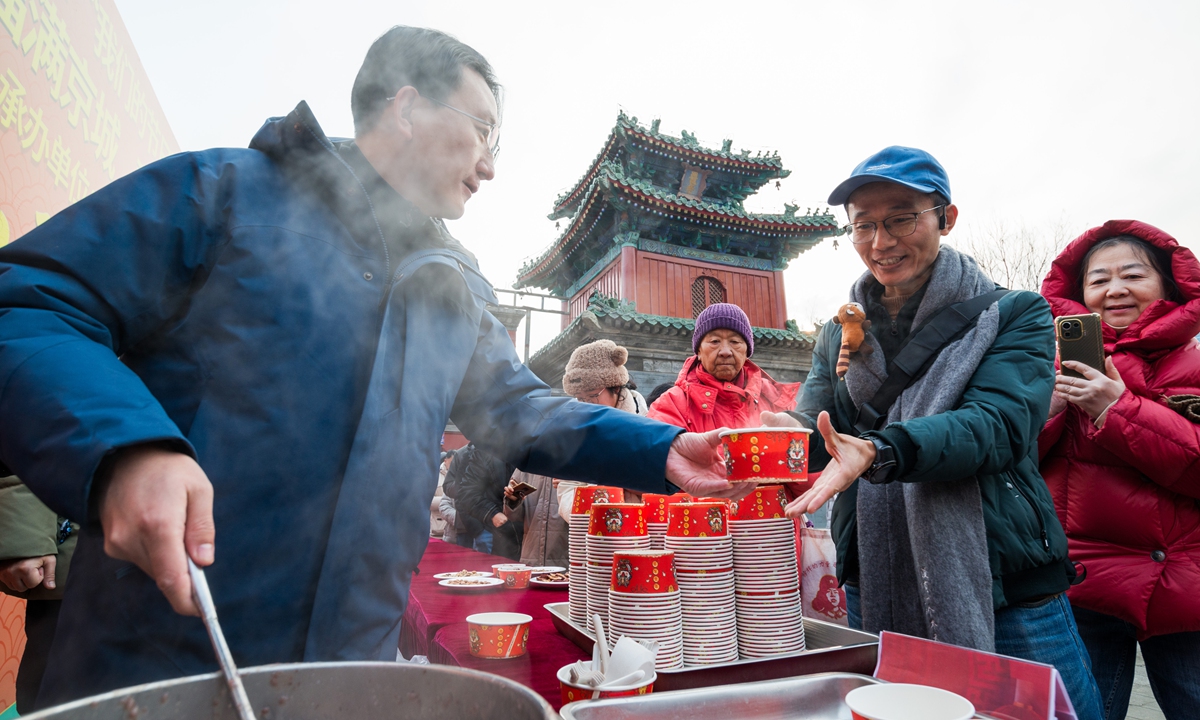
[{"xmin": 402, "ymin": 539, "xmax": 587, "ymax": 710}]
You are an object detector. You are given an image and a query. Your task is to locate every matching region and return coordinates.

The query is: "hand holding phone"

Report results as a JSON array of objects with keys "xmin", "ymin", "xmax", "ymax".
[
  {"xmin": 1055, "ymin": 314, "xmax": 1104, "ymax": 379},
  {"xmin": 504, "ymin": 480, "xmax": 537, "ymax": 509}
]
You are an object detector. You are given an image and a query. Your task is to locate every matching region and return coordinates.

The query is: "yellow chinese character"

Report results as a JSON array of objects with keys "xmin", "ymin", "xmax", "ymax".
[
  {"xmin": 63, "ymin": 46, "xmax": 96, "ymax": 125},
  {"xmin": 0, "ymin": 0, "xmax": 26, "ymax": 43},
  {"xmin": 88, "ymin": 91, "xmax": 119, "ymax": 178},
  {"xmin": 91, "ymin": 0, "xmax": 129, "ymax": 94},
  {"xmin": 46, "ymin": 134, "xmax": 70, "ymax": 187},
  {"xmin": 125, "ymin": 77, "xmax": 147, "ymax": 137},
  {"xmin": 68, "ymin": 161, "xmax": 88, "ymax": 202},
  {"xmin": 21, "ymin": 104, "xmax": 49, "ymax": 162},
  {"xmin": 23, "ymin": 0, "xmax": 69, "ymax": 100},
  {"xmin": 0, "ymin": 68, "xmax": 26, "ymax": 131}
]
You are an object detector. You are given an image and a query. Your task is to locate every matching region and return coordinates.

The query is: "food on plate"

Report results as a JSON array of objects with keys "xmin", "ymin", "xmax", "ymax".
[
  {"xmin": 446, "ymin": 578, "xmax": 493, "ymax": 586},
  {"xmin": 537, "ymin": 572, "xmax": 569, "ymax": 582}
]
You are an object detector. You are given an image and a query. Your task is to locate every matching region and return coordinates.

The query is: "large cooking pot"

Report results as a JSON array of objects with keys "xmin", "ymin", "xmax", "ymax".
[{"xmin": 21, "ymin": 661, "xmax": 560, "ymax": 720}]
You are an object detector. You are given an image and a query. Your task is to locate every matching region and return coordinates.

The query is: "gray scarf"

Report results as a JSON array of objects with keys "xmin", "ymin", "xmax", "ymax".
[{"xmin": 846, "ymin": 245, "xmax": 1000, "ymax": 652}]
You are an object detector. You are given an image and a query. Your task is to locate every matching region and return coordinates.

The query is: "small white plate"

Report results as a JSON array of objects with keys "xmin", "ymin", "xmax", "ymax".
[
  {"xmin": 432, "ymin": 571, "xmax": 494, "ymax": 580},
  {"xmin": 529, "ymin": 576, "xmax": 570, "ymax": 588},
  {"xmin": 527, "ymin": 565, "xmax": 566, "ymax": 575},
  {"xmin": 437, "ymin": 577, "xmax": 504, "ymax": 590}
]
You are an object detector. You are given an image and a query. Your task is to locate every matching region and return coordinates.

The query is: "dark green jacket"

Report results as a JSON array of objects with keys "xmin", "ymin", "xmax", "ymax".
[
  {"xmin": 796, "ymin": 290, "xmax": 1073, "ymax": 609},
  {"xmin": 0, "ymin": 476, "xmax": 77, "ymax": 601}
]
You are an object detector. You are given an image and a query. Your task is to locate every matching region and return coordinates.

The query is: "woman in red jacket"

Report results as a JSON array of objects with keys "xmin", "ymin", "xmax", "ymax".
[
  {"xmin": 648, "ymin": 303, "xmax": 799, "ymax": 432},
  {"xmin": 1039, "ymin": 220, "xmax": 1200, "ymax": 720}
]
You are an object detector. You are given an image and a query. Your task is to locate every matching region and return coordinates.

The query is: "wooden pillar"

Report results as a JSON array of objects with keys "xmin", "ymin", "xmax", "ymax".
[
  {"xmin": 619, "ymin": 244, "xmax": 638, "ymax": 309},
  {"xmin": 773, "ymin": 271, "xmax": 789, "ymax": 329}
]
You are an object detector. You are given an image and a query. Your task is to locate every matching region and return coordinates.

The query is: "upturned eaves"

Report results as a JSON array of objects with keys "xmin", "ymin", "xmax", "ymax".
[{"xmin": 550, "ymin": 112, "xmax": 790, "ymax": 221}]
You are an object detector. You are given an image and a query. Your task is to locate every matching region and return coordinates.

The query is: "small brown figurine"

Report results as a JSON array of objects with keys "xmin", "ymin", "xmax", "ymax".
[{"xmin": 833, "ymin": 302, "xmax": 871, "ymax": 378}]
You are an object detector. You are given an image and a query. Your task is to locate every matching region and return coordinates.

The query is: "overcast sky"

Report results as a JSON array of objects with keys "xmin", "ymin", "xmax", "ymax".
[{"xmin": 114, "ymin": 0, "xmax": 1199, "ymax": 354}]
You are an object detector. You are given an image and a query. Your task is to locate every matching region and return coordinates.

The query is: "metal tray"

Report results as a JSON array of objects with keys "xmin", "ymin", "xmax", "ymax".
[
  {"xmin": 559, "ymin": 671, "xmax": 879, "ymax": 720},
  {"xmin": 546, "ymin": 602, "xmax": 879, "ymax": 693}
]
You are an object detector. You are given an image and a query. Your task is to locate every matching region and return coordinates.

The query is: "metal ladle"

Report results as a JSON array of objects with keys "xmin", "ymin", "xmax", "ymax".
[{"xmin": 188, "ymin": 558, "xmax": 257, "ymax": 720}]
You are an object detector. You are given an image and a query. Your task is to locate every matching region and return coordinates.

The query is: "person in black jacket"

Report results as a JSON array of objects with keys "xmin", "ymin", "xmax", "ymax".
[
  {"xmin": 455, "ymin": 446, "xmax": 523, "ymax": 560},
  {"xmin": 441, "ymin": 445, "xmax": 485, "ymax": 550}
]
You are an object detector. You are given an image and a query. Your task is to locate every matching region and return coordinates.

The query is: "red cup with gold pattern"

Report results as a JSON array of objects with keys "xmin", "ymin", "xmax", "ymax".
[
  {"xmin": 666, "ymin": 502, "xmax": 728, "ymax": 538},
  {"xmin": 466, "ymin": 612, "xmax": 532, "ymax": 659},
  {"xmin": 571, "ymin": 485, "xmax": 625, "ymax": 516},
  {"xmin": 494, "ymin": 564, "xmax": 532, "ymax": 589},
  {"xmin": 610, "ymin": 550, "xmax": 677, "ymax": 594},
  {"xmin": 719, "ymin": 427, "xmax": 813, "ymax": 484},
  {"xmin": 641, "ymin": 493, "xmax": 676, "ymax": 523},
  {"xmin": 557, "ymin": 664, "xmax": 656, "ymax": 704},
  {"xmin": 588, "ymin": 503, "xmax": 646, "ymax": 537},
  {"xmin": 730, "ymin": 485, "xmax": 789, "ymax": 521}
]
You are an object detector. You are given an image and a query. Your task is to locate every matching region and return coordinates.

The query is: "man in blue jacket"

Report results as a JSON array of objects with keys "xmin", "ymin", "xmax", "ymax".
[{"xmin": 0, "ymin": 26, "xmax": 741, "ymax": 706}]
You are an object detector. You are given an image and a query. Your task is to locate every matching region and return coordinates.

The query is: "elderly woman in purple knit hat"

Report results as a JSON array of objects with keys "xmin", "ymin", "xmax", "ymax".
[{"xmin": 648, "ymin": 303, "xmax": 799, "ymax": 433}]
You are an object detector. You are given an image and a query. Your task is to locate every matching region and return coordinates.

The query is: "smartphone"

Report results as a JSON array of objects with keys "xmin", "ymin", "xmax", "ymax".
[
  {"xmin": 505, "ymin": 481, "xmax": 538, "ymax": 508},
  {"xmin": 1055, "ymin": 313, "xmax": 1104, "ymax": 379}
]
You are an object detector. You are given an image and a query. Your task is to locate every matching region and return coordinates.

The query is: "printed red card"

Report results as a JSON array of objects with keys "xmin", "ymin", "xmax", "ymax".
[{"xmin": 873, "ymin": 631, "xmax": 1077, "ymax": 720}]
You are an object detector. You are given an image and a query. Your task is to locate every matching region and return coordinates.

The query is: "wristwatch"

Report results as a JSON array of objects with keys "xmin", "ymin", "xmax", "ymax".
[{"xmin": 860, "ymin": 435, "xmax": 898, "ymax": 484}]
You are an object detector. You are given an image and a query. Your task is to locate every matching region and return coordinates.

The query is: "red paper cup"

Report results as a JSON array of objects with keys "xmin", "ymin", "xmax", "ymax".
[
  {"xmin": 845, "ymin": 684, "xmax": 975, "ymax": 720},
  {"xmin": 666, "ymin": 502, "xmax": 728, "ymax": 538},
  {"xmin": 610, "ymin": 550, "xmax": 677, "ymax": 594},
  {"xmin": 466, "ymin": 612, "xmax": 532, "ymax": 659},
  {"xmin": 640, "ymin": 493, "xmax": 676, "ymax": 523},
  {"xmin": 588, "ymin": 503, "xmax": 647, "ymax": 537},
  {"xmin": 557, "ymin": 664, "xmax": 655, "ymax": 705},
  {"xmin": 720, "ymin": 428, "xmax": 813, "ymax": 484},
  {"xmin": 730, "ymin": 486, "xmax": 789, "ymax": 521},
  {"xmin": 571, "ymin": 486, "xmax": 625, "ymax": 516},
  {"xmin": 494, "ymin": 564, "xmax": 532, "ymax": 589}
]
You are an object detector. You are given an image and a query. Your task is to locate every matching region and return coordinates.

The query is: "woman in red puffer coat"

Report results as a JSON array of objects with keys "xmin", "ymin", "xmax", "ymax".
[{"xmin": 1038, "ymin": 220, "xmax": 1200, "ymax": 720}]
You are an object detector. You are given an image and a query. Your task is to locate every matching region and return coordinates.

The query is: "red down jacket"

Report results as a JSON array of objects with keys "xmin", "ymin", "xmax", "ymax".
[{"xmin": 1038, "ymin": 219, "xmax": 1200, "ymax": 639}]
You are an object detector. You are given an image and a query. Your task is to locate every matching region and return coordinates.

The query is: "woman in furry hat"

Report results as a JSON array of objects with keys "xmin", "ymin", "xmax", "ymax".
[
  {"xmin": 554, "ymin": 340, "xmax": 647, "ymax": 518},
  {"xmin": 561, "ymin": 339, "xmax": 647, "ymax": 414}
]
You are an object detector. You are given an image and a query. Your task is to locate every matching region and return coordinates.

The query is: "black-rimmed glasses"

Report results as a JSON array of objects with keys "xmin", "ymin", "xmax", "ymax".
[
  {"xmin": 842, "ymin": 205, "xmax": 944, "ymax": 244},
  {"xmin": 386, "ymin": 94, "xmax": 501, "ymax": 159}
]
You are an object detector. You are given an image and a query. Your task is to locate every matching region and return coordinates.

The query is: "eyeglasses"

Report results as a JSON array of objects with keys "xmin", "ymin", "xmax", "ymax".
[
  {"xmin": 842, "ymin": 205, "xmax": 945, "ymax": 244},
  {"xmin": 387, "ymin": 94, "xmax": 501, "ymax": 160},
  {"xmin": 575, "ymin": 390, "xmax": 604, "ymax": 404}
]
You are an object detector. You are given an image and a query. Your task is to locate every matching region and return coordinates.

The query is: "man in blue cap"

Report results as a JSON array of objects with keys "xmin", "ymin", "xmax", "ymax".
[{"xmin": 765, "ymin": 147, "xmax": 1102, "ymax": 719}]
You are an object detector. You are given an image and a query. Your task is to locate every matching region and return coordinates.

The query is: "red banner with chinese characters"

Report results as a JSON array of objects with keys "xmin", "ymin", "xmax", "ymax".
[
  {"xmin": 0, "ymin": 0, "xmax": 177, "ymax": 710},
  {"xmin": 0, "ymin": 0, "xmax": 177, "ymax": 243}
]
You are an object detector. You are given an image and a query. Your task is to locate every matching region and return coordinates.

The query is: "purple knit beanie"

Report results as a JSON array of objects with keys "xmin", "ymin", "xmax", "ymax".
[{"xmin": 693, "ymin": 303, "xmax": 754, "ymax": 356}]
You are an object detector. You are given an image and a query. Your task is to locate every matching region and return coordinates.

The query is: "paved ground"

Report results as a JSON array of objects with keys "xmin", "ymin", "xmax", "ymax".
[{"xmin": 1123, "ymin": 646, "xmax": 1166, "ymax": 720}]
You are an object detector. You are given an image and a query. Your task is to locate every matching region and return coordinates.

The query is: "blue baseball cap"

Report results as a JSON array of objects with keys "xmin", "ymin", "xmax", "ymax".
[{"xmin": 827, "ymin": 146, "xmax": 951, "ymax": 206}]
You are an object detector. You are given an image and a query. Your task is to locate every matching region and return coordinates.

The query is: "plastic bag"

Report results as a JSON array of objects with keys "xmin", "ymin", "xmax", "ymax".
[{"xmin": 798, "ymin": 523, "xmax": 848, "ymax": 626}]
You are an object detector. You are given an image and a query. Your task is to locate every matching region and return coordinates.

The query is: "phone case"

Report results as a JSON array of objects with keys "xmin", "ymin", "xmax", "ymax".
[{"xmin": 1056, "ymin": 313, "xmax": 1105, "ymax": 379}]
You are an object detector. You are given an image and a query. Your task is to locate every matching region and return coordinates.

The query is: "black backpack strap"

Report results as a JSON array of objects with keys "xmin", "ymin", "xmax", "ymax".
[{"xmin": 854, "ymin": 288, "xmax": 1010, "ymax": 434}]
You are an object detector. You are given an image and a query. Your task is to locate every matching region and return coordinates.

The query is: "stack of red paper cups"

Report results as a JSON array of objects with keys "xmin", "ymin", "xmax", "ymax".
[
  {"xmin": 729, "ymin": 486, "xmax": 806, "ymax": 657},
  {"xmin": 568, "ymin": 486, "xmax": 624, "ymax": 626},
  {"xmin": 585, "ymin": 502, "xmax": 649, "ymax": 633},
  {"xmin": 664, "ymin": 501, "xmax": 738, "ymax": 665},
  {"xmin": 607, "ymin": 549, "xmax": 684, "ymax": 670}
]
